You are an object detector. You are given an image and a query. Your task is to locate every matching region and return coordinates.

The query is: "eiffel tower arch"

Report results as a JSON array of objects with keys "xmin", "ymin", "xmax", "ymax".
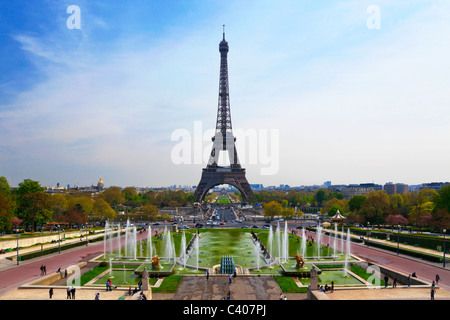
[{"xmin": 194, "ymin": 26, "xmax": 253, "ymax": 203}]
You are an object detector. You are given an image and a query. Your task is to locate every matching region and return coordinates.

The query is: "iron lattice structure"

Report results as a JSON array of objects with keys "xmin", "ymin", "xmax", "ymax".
[{"xmin": 194, "ymin": 27, "xmax": 253, "ymax": 203}]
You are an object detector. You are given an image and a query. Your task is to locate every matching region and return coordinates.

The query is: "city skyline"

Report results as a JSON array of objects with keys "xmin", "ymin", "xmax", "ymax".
[{"xmin": 1, "ymin": 1, "xmax": 450, "ymax": 188}]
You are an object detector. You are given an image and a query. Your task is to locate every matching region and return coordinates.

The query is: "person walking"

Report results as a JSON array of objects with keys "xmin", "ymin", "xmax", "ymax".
[
  {"xmin": 43, "ymin": 265, "xmax": 47, "ymax": 275},
  {"xmin": 40, "ymin": 265, "xmax": 44, "ymax": 276},
  {"xmin": 229, "ymin": 274, "xmax": 232, "ymax": 284},
  {"xmin": 95, "ymin": 292, "xmax": 100, "ymax": 300},
  {"xmin": 436, "ymin": 274, "xmax": 440, "ymax": 286},
  {"xmin": 407, "ymin": 274, "xmax": 411, "ymax": 287},
  {"xmin": 206, "ymin": 269, "xmax": 209, "ymax": 280},
  {"xmin": 49, "ymin": 288, "xmax": 53, "ymax": 299},
  {"xmin": 71, "ymin": 287, "xmax": 76, "ymax": 299},
  {"xmin": 384, "ymin": 275, "xmax": 389, "ymax": 288},
  {"xmin": 393, "ymin": 278, "xmax": 397, "ymax": 288},
  {"xmin": 66, "ymin": 287, "xmax": 71, "ymax": 299},
  {"xmin": 431, "ymin": 287, "xmax": 435, "ymax": 300}
]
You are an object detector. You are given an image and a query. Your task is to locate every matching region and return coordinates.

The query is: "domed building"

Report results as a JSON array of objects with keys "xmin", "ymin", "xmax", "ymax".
[{"xmin": 97, "ymin": 177, "xmax": 104, "ymax": 191}]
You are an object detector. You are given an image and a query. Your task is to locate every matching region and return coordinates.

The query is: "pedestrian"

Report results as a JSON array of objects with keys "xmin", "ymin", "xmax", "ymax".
[
  {"xmin": 229, "ymin": 274, "xmax": 232, "ymax": 284},
  {"xmin": 384, "ymin": 275, "xmax": 389, "ymax": 288},
  {"xmin": 431, "ymin": 287, "xmax": 435, "ymax": 300},
  {"xmin": 71, "ymin": 287, "xmax": 76, "ymax": 299},
  {"xmin": 279, "ymin": 293, "xmax": 283, "ymax": 300},
  {"xmin": 138, "ymin": 280, "xmax": 142, "ymax": 291},
  {"xmin": 108, "ymin": 279, "xmax": 113, "ymax": 291},
  {"xmin": 393, "ymin": 278, "xmax": 397, "ymax": 288},
  {"xmin": 436, "ymin": 274, "xmax": 440, "ymax": 286},
  {"xmin": 206, "ymin": 269, "xmax": 209, "ymax": 280},
  {"xmin": 234, "ymin": 267, "xmax": 237, "ymax": 278},
  {"xmin": 64, "ymin": 269, "xmax": 68, "ymax": 278},
  {"xmin": 106, "ymin": 279, "xmax": 110, "ymax": 291},
  {"xmin": 40, "ymin": 265, "xmax": 44, "ymax": 276},
  {"xmin": 67, "ymin": 287, "xmax": 71, "ymax": 299},
  {"xmin": 43, "ymin": 265, "xmax": 46, "ymax": 275},
  {"xmin": 128, "ymin": 287, "xmax": 132, "ymax": 296},
  {"xmin": 331, "ymin": 281, "xmax": 334, "ymax": 293},
  {"xmin": 226, "ymin": 291, "xmax": 231, "ymax": 300},
  {"xmin": 49, "ymin": 288, "xmax": 53, "ymax": 299},
  {"xmin": 408, "ymin": 274, "xmax": 411, "ymax": 287},
  {"xmin": 95, "ymin": 292, "xmax": 100, "ymax": 300}
]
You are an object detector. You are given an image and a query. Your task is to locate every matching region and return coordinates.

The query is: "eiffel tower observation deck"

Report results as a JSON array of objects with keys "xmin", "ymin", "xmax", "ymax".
[{"xmin": 194, "ymin": 26, "xmax": 253, "ymax": 203}]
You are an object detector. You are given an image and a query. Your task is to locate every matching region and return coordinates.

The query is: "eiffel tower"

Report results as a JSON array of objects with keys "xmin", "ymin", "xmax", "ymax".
[{"xmin": 194, "ymin": 26, "xmax": 253, "ymax": 203}]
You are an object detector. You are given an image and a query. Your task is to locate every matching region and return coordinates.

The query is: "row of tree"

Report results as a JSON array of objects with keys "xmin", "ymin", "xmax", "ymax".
[
  {"xmin": 259, "ymin": 187, "xmax": 450, "ymax": 232},
  {"xmin": 0, "ymin": 178, "xmax": 181, "ymax": 232}
]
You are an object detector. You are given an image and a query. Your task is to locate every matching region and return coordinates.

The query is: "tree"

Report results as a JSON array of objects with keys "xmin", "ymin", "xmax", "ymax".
[
  {"xmin": 100, "ymin": 186, "xmax": 125, "ymax": 207},
  {"xmin": 433, "ymin": 186, "xmax": 450, "ymax": 213},
  {"xmin": 18, "ymin": 192, "xmax": 53, "ymax": 231},
  {"xmin": 280, "ymin": 206, "xmax": 295, "ymax": 220},
  {"xmin": 314, "ymin": 189, "xmax": 327, "ymax": 207},
  {"xmin": 0, "ymin": 176, "xmax": 11, "ymax": 194},
  {"xmin": 92, "ymin": 198, "xmax": 115, "ymax": 221},
  {"xmin": 52, "ymin": 194, "xmax": 68, "ymax": 221},
  {"xmin": 15, "ymin": 179, "xmax": 45, "ymax": 197},
  {"xmin": 263, "ymin": 201, "xmax": 282, "ymax": 220},
  {"xmin": 60, "ymin": 207, "xmax": 87, "ymax": 227},
  {"xmin": 385, "ymin": 214, "xmax": 408, "ymax": 228},
  {"xmin": 348, "ymin": 195, "xmax": 366, "ymax": 212},
  {"xmin": 322, "ymin": 198, "xmax": 347, "ymax": 216},
  {"xmin": 0, "ymin": 177, "xmax": 15, "ymax": 231},
  {"xmin": 358, "ymin": 190, "xmax": 389, "ymax": 225},
  {"xmin": 141, "ymin": 203, "xmax": 160, "ymax": 221},
  {"xmin": 67, "ymin": 196, "xmax": 94, "ymax": 216}
]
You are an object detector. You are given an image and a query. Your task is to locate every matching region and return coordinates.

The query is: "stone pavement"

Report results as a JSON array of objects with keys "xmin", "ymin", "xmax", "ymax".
[
  {"xmin": 156, "ymin": 275, "xmax": 306, "ymax": 300},
  {"xmin": 317, "ymin": 287, "xmax": 450, "ymax": 300},
  {"xmin": 0, "ymin": 287, "xmax": 127, "ymax": 300}
]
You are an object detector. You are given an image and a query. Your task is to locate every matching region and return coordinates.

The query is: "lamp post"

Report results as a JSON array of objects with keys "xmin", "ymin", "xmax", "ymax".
[
  {"xmin": 443, "ymin": 229, "xmax": 446, "ymax": 268},
  {"xmin": 397, "ymin": 225, "xmax": 400, "ymax": 256},
  {"xmin": 16, "ymin": 230, "xmax": 19, "ymax": 265},
  {"xmin": 58, "ymin": 227, "xmax": 61, "ymax": 254}
]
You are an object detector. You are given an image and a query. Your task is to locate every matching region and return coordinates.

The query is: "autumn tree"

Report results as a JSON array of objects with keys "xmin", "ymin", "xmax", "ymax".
[
  {"xmin": 358, "ymin": 190, "xmax": 390, "ymax": 225},
  {"xmin": 263, "ymin": 201, "xmax": 282, "ymax": 220},
  {"xmin": 100, "ymin": 186, "xmax": 125, "ymax": 207},
  {"xmin": 92, "ymin": 198, "xmax": 116, "ymax": 221}
]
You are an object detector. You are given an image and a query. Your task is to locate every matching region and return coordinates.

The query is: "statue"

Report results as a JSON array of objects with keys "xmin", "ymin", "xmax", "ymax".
[
  {"xmin": 295, "ymin": 254, "xmax": 305, "ymax": 269},
  {"xmin": 151, "ymin": 255, "xmax": 160, "ymax": 270}
]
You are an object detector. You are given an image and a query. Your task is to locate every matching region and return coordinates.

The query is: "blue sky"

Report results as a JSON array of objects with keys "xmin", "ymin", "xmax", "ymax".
[{"xmin": 1, "ymin": 0, "xmax": 450, "ymax": 188}]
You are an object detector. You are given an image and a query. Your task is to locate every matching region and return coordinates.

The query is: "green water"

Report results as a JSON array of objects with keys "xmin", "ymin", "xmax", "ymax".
[{"xmin": 186, "ymin": 230, "xmax": 266, "ymax": 269}]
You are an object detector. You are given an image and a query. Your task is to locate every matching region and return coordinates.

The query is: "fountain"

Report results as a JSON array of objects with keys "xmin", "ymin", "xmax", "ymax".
[
  {"xmin": 317, "ymin": 224, "xmax": 322, "ymax": 260},
  {"xmin": 195, "ymin": 231, "xmax": 199, "ymax": 271},
  {"xmin": 181, "ymin": 232, "xmax": 187, "ymax": 268},
  {"xmin": 300, "ymin": 228, "xmax": 306, "ymax": 258},
  {"xmin": 254, "ymin": 240, "xmax": 261, "ymax": 271},
  {"xmin": 333, "ymin": 224, "xmax": 338, "ymax": 259},
  {"xmin": 164, "ymin": 230, "xmax": 175, "ymax": 263},
  {"xmin": 147, "ymin": 225, "xmax": 153, "ymax": 259},
  {"xmin": 281, "ymin": 221, "xmax": 289, "ymax": 263},
  {"xmin": 276, "ymin": 222, "xmax": 281, "ymax": 262},
  {"xmin": 117, "ymin": 224, "xmax": 121, "ymax": 259},
  {"xmin": 268, "ymin": 225, "xmax": 274, "ymax": 264},
  {"xmin": 344, "ymin": 229, "xmax": 351, "ymax": 276},
  {"xmin": 132, "ymin": 226, "xmax": 137, "ymax": 260},
  {"xmin": 124, "ymin": 219, "xmax": 130, "ymax": 257}
]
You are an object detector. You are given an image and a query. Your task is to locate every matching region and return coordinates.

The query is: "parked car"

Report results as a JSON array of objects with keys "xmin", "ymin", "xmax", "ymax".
[{"xmin": 152, "ymin": 222, "xmax": 160, "ymax": 226}]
